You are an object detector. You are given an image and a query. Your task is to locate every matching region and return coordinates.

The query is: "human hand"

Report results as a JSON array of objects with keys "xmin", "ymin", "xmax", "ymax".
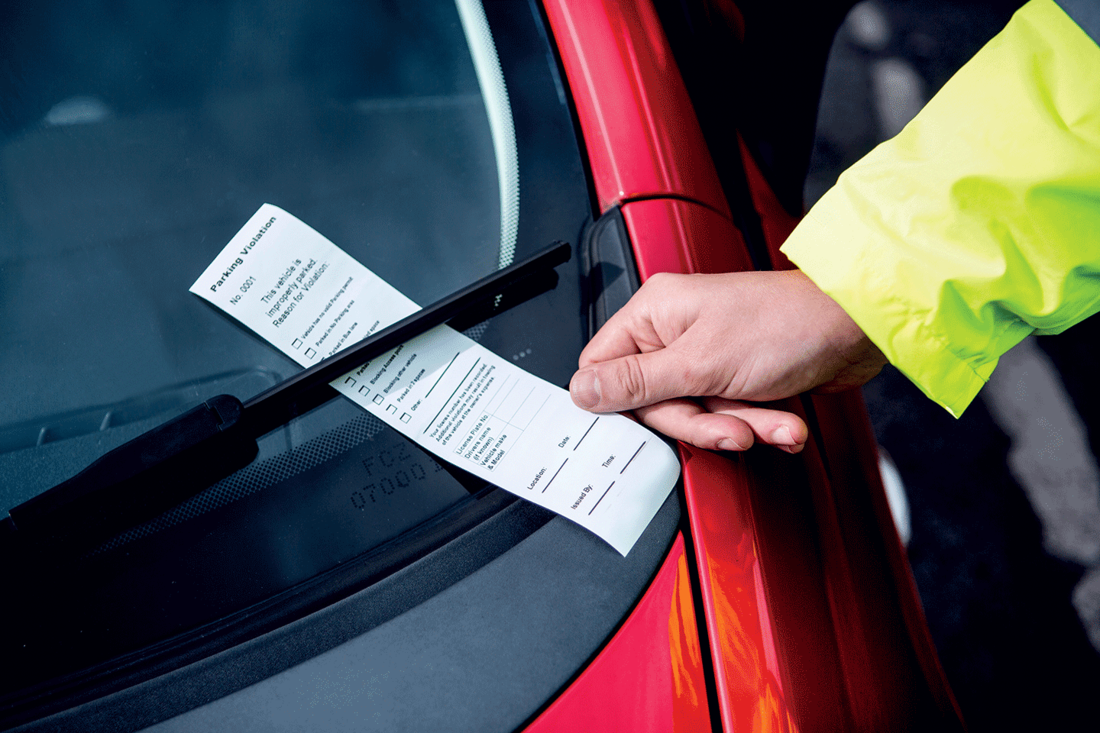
[{"xmin": 568, "ymin": 270, "xmax": 886, "ymax": 452}]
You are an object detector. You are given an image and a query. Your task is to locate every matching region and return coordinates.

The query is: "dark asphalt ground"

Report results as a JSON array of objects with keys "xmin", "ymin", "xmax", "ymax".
[{"xmin": 807, "ymin": 1, "xmax": 1100, "ymax": 729}]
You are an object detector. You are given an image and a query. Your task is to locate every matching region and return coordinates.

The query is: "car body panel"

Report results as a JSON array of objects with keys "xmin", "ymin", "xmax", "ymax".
[
  {"xmin": 738, "ymin": 119, "xmax": 963, "ymax": 727},
  {"xmin": 679, "ymin": 444, "xmax": 801, "ymax": 732},
  {"xmin": 542, "ymin": 0, "xmax": 731, "ymax": 218},
  {"xmin": 539, "ymin": 0, "xmax": 966, "ymax": 730},
  {"xmin": 619, "ymin": 198, "xmax": 752, "ymax": 279}
]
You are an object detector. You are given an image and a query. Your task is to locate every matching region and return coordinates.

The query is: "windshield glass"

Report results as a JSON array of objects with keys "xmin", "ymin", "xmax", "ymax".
[
  {"xmin": 0, "ymin": 0, "xmax": 591, "ymax": 695},
  {"xmin": 1, "ymin": 0, "xmax": 505, "ymax": 482}
]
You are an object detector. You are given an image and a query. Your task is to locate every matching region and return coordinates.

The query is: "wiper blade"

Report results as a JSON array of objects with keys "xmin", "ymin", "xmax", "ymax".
[{"xmin": 1, "ymin": 241, "xmax": 571, "ymax": 558}]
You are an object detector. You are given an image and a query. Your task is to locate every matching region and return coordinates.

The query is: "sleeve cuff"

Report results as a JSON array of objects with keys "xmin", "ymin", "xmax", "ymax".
[{"xmin": 782, "ymin": 199, "xmax": 997, "ymax": 419}]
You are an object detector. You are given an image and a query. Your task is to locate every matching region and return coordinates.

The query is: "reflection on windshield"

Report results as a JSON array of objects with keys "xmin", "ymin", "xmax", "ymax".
[
  {"xmin": 455, "ymin": 0, "xmax": 520, "ymax": 272},
  {"xmin": 0, "ymin": 0, "xmax": 595, "ymax": 706},
  {"xmin": 0, "ymin": 0, "xmax": 507, "ymax": 679},
  {"xmin": 0, "ymin": 0, "xmax": 503, "ymax": 498}
]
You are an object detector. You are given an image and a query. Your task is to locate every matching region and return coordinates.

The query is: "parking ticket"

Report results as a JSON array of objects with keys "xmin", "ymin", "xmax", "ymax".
[{"xmin": 190, "ymin": 204, "xmax": 680, "ymax": 555}]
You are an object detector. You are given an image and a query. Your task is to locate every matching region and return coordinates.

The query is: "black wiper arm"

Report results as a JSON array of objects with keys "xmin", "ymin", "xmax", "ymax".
[
  {"xmin": 1, "ymin": 241, "xmax": 571, "ymax": 557},
  {"xmin": 239, "ymin": 241, "xmax": 568, "ymax": 437}
]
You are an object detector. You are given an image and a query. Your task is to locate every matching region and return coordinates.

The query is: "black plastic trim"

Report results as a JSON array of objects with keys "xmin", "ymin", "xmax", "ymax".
[
  {"xmin": 580, "ymin": 206, "xmax": 641, "ymax": 338},
  {"xmin": 2, "ymin": 492, "xmax": 553, "ymax": 731}
]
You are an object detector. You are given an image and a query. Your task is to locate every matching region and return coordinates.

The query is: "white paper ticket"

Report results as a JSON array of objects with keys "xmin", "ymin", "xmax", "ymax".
[{"xmin": 190, "ymin": 204, "xmax": 679, "ymax": 555}]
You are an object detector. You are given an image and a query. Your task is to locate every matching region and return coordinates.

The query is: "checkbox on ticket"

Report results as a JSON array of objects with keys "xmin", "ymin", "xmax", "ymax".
[
  {"xmin": 292, "ymin": 338, "xmax": 303, "ymax": 350},
  {"xmin": 358, "ymin": 385, "xmax": 370, "ymax": 396},
  {"xmin": 400, "ymin": 413, "xmax": 411, "ymax": 423},
  {"xmin": 305, "ymin": 348, "xmax": 317, "ymax": 359},
  {"xmin": 344, "ymin": 377, "xmax": 356, "ymax": 387},
  {"xmin": 372, "ymin": 394, "xmax": 384, "ymax": 405},
  {"xmin": 386, "ymin": 404, "xmax": 397, "ymax": 415}
]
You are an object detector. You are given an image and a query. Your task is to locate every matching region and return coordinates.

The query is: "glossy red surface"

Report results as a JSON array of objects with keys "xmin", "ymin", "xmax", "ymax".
[
  {"xmin": 542, "ymin": 0, "xmax": 730, "ymax": 218},
  {"xmin": 621, "ymin": 200, "xmax": 823, "ymax": 732},
  {"xmin": 678, "ymin": 444, "xmax": 799, "ymax": 732},
  {"xmin": 541, "ymin": 0, "xmax": 964, "ymax": 730},
  {"xmin": 522, "ymin": 534, "xmax": 711, "ymax": 733},
  {"xmin": 736, "ymin": 122, "xmax": 964, "ymax": 728},
  {"xmin": 740, "ymin": 126, "xmax": 963, "ymax": 728},
  {"xmin": 621, "ymin": 161, "xmax": 964, "ymax": 730},
  {"xmin": 619, "ymin": 198, "xmax": 752, "ymax": 279}
]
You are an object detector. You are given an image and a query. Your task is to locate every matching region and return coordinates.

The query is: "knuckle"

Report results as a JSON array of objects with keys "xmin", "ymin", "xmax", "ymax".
[
  {"xmin": 645, "ymin": 271, "xmax": 671, "ymax": 287},
  {"xmin": 618, "ymin": 354, "xmax": 650, "ymax": 404},
  {"xmin": 678, "ymin": 358, "xmax": 704, "ymax": 392},
  {"xmin": 641, "ymin": 271, "xmax": 678, "ymax": 296},
  {"xmin": 678, "ymin": 353, "xmax": 717, "ymax": 396},
  {"xmin": 642, "ymin": 269, "xmax": 677, "ymax": 286}
]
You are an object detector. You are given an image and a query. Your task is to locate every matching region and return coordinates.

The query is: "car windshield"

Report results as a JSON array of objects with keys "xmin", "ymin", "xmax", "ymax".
[{"xmin": 0, "ymin": 0, "xmax": 591, "ymax": 692}]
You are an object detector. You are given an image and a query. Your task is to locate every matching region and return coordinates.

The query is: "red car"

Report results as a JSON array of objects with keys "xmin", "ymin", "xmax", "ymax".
[{"xmin": 0, "ymin": 0, "xmax": 961, "ymax": 730}]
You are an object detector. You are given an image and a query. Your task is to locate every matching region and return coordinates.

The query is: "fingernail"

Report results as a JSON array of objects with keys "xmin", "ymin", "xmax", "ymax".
[
  {"xmin": 770, "ymin": 426, "xmax": 795, "ymax": 445},
  {"xmin": 570, "ymin": 369, "xmax": 600, "ymax": 410},
  {"xmin": 717, "ymin": 438, "xmax": 747, "ymax": 451}
]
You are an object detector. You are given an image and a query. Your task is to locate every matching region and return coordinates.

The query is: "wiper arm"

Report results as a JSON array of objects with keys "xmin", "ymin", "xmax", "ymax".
[{"xmin": 1, "ymin": 241, "xmax": 571, "ymax": 559}]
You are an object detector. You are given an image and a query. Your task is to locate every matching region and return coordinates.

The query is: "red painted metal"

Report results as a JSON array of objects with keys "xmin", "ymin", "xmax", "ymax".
[
  {"xmin": 522, "ymin": 533, "xmax": 711, "ymax": 733},
  {"xmin": 739, "ymin": 122, "xmax": 963, "ymax": 727},
  {"xmin": 541, "ymin": 0, "xmax": 964, "ymax": 730},
  {"xmin": 542, "ymin": 0, "xmax": 731, "ymax": 218},
  {"xmin": 620, "ymin": 175, "xmax": 964, "ymax": 731},
  {"xmin": 619, "ymin": 198, "xmax": 752, "ymax": 279},
  {"xmin": 808, "ymin": 391, "xmax": 964, "ymax": 726},
  {"xmin": 678, "ymin": 445, "xmax": 800, "ymax": 732},
  {"xmin": 736, "ymin": 116, "xmax": 964, "ymax": 728},
  {"xmin": 621, "ymin": 200, "xmax": 826, "ymax": 731}
]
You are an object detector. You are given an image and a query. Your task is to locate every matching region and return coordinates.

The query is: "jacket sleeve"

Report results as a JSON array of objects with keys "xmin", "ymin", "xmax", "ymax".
[{"xmin": 780, "ymin": 0, "xmax": 1100, "ymax": 417}]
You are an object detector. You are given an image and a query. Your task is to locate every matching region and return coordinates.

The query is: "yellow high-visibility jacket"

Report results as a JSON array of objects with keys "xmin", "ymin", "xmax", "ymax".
[{"xmin": 781, "ymin": 0, "xmax": 1100, "ymax": 417}]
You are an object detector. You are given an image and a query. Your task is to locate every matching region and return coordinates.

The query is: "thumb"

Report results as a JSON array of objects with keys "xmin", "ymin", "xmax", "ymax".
[{"xmin": 570, "ymin": 349, "xmax": 706, "ymax": 412}]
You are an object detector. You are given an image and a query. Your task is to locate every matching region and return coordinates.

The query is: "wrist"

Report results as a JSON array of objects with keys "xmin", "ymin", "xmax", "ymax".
[{"xmin": 788, "ymin": 269, "xmax": 887, "ymax": 392}]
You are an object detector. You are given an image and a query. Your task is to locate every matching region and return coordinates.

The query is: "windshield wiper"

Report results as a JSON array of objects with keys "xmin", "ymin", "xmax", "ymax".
[{"xmin": 0, "ymin": 241, "xmax": 570, "ymax": 561}]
